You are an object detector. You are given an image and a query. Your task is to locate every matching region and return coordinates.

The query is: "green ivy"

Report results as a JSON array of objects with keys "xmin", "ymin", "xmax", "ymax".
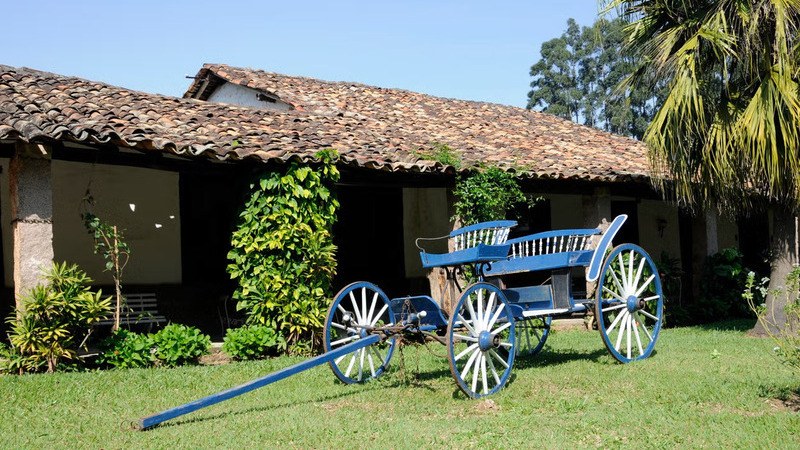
[
  {"xmin": 227, "ymin": 149, "xmax": 340, "ymax": 352},
  {"xmin": 452, "ymin": 166, "xmax": 534, "ymax": 225}
]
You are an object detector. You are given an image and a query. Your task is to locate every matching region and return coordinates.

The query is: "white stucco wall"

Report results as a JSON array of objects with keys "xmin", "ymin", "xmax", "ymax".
[
  {"xmin": 636, "ymin": 199, "xmax": 681, "ymax": 261},
  {"xmin": 207, "ymin": 83, "xmax": 293, "ymax": 110},
  {"xmin": 50, "ymin": 160, "xmax": 182, "ymax": 285}
]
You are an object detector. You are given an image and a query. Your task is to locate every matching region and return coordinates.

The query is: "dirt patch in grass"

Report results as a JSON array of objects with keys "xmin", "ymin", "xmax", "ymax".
[
  {"xmin": 769, "ymin": 393, "xmax": 800, "ymax": 413},
  {"xmin": 199, "ymin": 351, "xmax": 232, "ymax": 366}
]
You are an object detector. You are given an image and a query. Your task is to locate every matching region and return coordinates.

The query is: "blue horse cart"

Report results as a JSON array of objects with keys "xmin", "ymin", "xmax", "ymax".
[{"xmin": 139, "ymin": 215, "xmax": 663, "ymax": 428}]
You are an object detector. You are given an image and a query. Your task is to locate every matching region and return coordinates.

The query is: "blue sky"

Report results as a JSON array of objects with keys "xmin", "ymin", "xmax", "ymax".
[{"xmin": 3, "ymin": 1, "xmax": 602, "ymax": 108}]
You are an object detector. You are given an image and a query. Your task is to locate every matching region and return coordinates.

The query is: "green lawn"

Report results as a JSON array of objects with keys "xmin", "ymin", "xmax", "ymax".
[{"xmin": 1, "ymin": 320, "xmax": 798, "ymax": 448}]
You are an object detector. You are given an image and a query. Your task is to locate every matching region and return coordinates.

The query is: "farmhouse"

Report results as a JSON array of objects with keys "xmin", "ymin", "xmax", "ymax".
[{"xmin": 0, "ymin": 64, "xmax": 752, "ymax": 337}]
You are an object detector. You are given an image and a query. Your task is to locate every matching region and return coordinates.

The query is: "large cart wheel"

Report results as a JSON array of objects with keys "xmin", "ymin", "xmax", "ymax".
[
  {"xmin": 325, "ymin": 282, "xmax": 397, "ymax": 384},
  {"xmin": 595, "ymin": 244, "xmax": 663, "ymax": 363},
  {"xmin": 516, "ymin": 316, "xmax": 551, "ymax": 358},
  {"xmin": 447, "ymin": 282, "xmax": 516, "ymax": 398}
]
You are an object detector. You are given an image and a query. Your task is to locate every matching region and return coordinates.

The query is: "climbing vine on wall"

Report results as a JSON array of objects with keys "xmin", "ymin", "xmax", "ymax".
[{"xmin": 227, "ymin": 150, "xmax": 340, "ymax": 352}]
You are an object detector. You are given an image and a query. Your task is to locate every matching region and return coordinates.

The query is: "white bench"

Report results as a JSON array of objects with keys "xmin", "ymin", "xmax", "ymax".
[{"xmin": 98, "ymin": 293, "xmax": 167, "ymax": 329}]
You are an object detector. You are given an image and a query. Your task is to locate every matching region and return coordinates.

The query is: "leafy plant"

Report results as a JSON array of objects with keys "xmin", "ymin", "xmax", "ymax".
[
  {"xmin": 0, "ymin": 341, "xmax": 42, "ymax": 375},
  {"xmin": 413, "ymin": 142, "xmax": 462, "ymax": 169},
  {"xmin": 227, "ymin": 149, "xmax": 340, "ymax": 351},
  {"xmin": 744, "ymin": 268, "xmax": 800, "ymax": 372},
  {"xmin": 150, "ymin": 324, "xmax": 211, "ymax": 367},
  {"xmin": 694, "ymin": 248, "xmax": 754, "ymax": 322},
  {"xmin": 6, "ymin": 263, "xmax": 112, "ymax": 373},
  {"xmin": 222, "ymin": 325, "xmax": 286, "ymax": 360},
  {"xmin": 81, "ymin": 195, "xmax": 130, "ymax": 331},
  {"xmin": 97, "ymin": 329, "xmax": 154, "ymax": 369},
  {"xmin": 452, "ymin": 166, "xmax": 536, "ymax": 225}
]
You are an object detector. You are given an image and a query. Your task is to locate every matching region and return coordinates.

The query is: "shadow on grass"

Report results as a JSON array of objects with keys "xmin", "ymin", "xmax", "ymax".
[
  {"xmin": 691, "ymin": 319, "xmax": 757, "ymax": 332},
  {"xmin": 513, "ymin": 347, "xmax": 608, "ymax": 370},
  {"xmin": 144, "ymin": 382, "xmax": 386, "ymax": 431}
]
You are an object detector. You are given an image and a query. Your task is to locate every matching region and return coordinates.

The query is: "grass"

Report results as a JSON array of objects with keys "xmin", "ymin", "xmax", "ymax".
[{"xmin": 1, "ymin": 319, "xmax": 798, "ymax": 448}]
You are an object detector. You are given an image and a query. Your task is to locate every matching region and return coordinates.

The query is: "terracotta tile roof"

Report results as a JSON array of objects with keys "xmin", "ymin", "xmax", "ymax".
[
  {"xmin": 0, "ymin": 65, "xmax": 433, "ymax": 172},
  {"xmin": 185, "ymin": 63, "xmax": 651, "ymax": 182},
  {"xmin": 0, "ymin": 64, "xmax": 650, "ymax": 182}
]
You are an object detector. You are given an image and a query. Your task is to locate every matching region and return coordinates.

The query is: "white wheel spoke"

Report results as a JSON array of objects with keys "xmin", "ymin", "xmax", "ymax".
[
  {"xmin": 628, "ymin": 250, "xmax": 635, "ymax": 289},
  {"xmin": 335, "ymin": 354, "xmax": 347, "ymax": 364},
  {"xmin": 349, "ymin": 292, "xmax": 363, "ymax": 324},
  {"xmin": 481, "ymin": 354, "xmax": 489, "ymax": 394},
  {"xmin": 498, "ymin": 341, "xmax": 513, "ymax": 348},
  {"xmin": 366, "ymin": 348, "xmax": 376, "ymax": 378},
  {"xmin": 361, "ymin": 288, "xmax": 368, "ymax": 325},
  {"xmin": 484, "ymin": 292, "xmax": 496, "ymax": 328},
  {"xmin": 491, "ymin": 321, "xmax": 512, "ymax": 336},
  {"xmin": 639, "ymin": 309, "xmax": 660, "ymax": 322},
  {"xmin": 614, "ymin": 313, "xmax": 627, "ymax": 351},
  {"xmin": 371, "ymin": 346, "xmax": 385, "ymax": 365},
  {"xmin": 633, "ymin": 257, "xmax": 646, "ymax": 290},
  {"xmin": 471, "ymin": 353, "xmax": 481, "ymax": 393},
  {"xmin": 487, "ymin": 351, "xmax": 501, "ymax": 384},
  {"xmin": 634, "ymin": 274, "xmax": 656, "ymax": 298},
  {"xmin": 634, "ymin": 312, "xmax": 653, "ymax": 342},
  {"xmin": 330, "ymin": 335, "xmax": 358, "ymax": 347},
  {"xmin": 453, "ymin": 333, "xmax": 478, "ymax": 343},
  {"xmin": 331, "ymin": 322, "xmax": 347, "ymax": 330},
  {"xmin": 617, "ymin": 253, "xmax": 628, "ymax": 291},
  {"xmin": 488, "ymin": 349, "xmax": 509, "ymax": 369},
  {"xmin": 476, "ymin": 290, "xmax": 484, "ymax": 327},
  {"xmin": 455, "ymin": 343, "xmax": 479, "ymax": 361},
  {"xmin": 602, "ymin": 303, "xmax": 626, "ymax": 313},
  {"xmin": 609, "ymin": 265, "xmax": 626, "ymax": 297},
  {"xmin": 602, "ymin": 286, "xmax": 625, "ymax": 302},
  {"xmin": 462, "ymin": 347, "xmax": 481, "ymax": 379},
  {"xmin": 606, "ymin": 309, "xmax": 628, "ymax": 335},
  {"xmin": 457, "ymin": 314, "xmax": 477, "ymax": 335},
  {"xmin": 466, "ymin": 297, "xmax": 478, "ymax": 329},
  {"xmin": 366, "ymin": 292, "xmax": 378, "ymax": 325},
  {"xmin": 632, "ymin": 316, "xmax": 644, "ymax": 356},
  {"xmin": 369, "ymin": 304, "xmax": 389, "ymax": 327},
  {"xmin": 524, "ymin": 324, "xmax": 533, "ymax": 348},
  {"xmin": 626, "ymin": 313, "xmax": 632, "ymax": 359},
  {"xmin": 642, "ymin": 295, "xmax": 660, "ymax": 302},
  {"xmin": 345, "ymin": 351, "xmax": 358, "ymax": 377},
  {"xmin": 487, "ymin": 304, "xmax": 505, "ymax": 328},
  {"xmin": 358, "ymin": 345, "xmax": 366, "ymax": 380}
]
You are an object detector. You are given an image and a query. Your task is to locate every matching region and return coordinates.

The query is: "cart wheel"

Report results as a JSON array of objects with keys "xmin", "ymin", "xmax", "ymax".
[
  {"xmin": 595, "ymin": 244, "xmax": 663, "ymax": 363},
  {"xmin": 516, "ymin": 317, "xmax": 551, "ymax": 358},
  {"xmin": 325, "ymin": 282, "xmax": 397, "ymax": 384},
  {"xmin": 447, "ymin": 282, "xmax": 515, "ymax": 398}
]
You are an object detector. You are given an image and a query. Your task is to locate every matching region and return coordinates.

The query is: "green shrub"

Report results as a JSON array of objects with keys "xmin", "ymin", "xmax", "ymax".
[
  {"xmin": 223, "ymin": 325, "xmax": 286, "ymax": 360},
  {"xmin": 694, "ymin": 248, "xmax": 755, "ymax": 322},
  {"xmin": 97, "ymin": 329, "xmax": 154, "ymax": 369},
  {"xmin": 227, "ymin": 149, "xmax": 340, "ymax": 350},
  {"xmin": 452, "ymin": 166, "xmax": 536, "ymax": 225},
  {"xmin": 6, "ymin": 262, "xmax": 112, "ymax": 373},
  {"xmin": 150, "ymin": 324, "xmax": 210, "ymax": 367}
]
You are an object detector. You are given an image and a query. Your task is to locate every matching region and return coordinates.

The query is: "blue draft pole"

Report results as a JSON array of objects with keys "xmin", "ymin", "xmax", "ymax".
[{"xmin": 138, "ymin": 334, "xmax": 381, "ymax": 430}]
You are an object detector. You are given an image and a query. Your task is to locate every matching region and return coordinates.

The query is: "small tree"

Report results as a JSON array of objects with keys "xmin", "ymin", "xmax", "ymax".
[
  {"xmin": 81, "ymin": 196, "xmax": 130, "ymax": 331},
  {"xmin": 452, "ymin": 166, "xmax": 533, "ymax": 225}
]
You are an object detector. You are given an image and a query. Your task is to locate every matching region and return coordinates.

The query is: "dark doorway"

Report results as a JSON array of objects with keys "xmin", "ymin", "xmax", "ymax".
[
  {"xmin": 333, "ymin": 185, "xmax": 407, "ymax": 298},
  {"xmin": 738, "ymin": 213, "xmax": 770, "ymax": 275},
  {"xmin": 611, "ymin": 200, "xmax": 640, "ymax": 245}
]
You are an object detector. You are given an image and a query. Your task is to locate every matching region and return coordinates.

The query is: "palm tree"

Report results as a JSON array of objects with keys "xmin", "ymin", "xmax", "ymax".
[{"xmin": 605, "ymin": 0, "xmax": 800, "ymax": 333}]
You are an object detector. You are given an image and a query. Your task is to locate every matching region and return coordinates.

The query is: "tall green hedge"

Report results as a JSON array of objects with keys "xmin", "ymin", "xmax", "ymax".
[{"xmin": 227, "ymin": 150, "xmax": 339, "ymax": 351}]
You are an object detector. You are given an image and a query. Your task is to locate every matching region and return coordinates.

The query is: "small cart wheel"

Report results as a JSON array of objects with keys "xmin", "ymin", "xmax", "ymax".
[
  {"xmin": 325, "ymin": 282, "xmax": 397, "ymax": 384},
  {"xmin": 447, "ymin": 282, "xmax": 515, "ymax": 398},
  {"xmin": 595, "ymin": 244, "xmax": 663, "ymax": 363},
  {"xmin": 516, "ymin": 316, "xmax": 551, "ymax": 358}
]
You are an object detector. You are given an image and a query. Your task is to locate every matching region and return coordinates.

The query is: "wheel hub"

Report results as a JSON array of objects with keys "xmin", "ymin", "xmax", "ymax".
[
  {"xmin": 477, "ymin": 331, "xmax": 502, "ymax": 351},
  {"xmin": 626, "ymin": 295, "xmax": 639, "ymax": 313}
]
